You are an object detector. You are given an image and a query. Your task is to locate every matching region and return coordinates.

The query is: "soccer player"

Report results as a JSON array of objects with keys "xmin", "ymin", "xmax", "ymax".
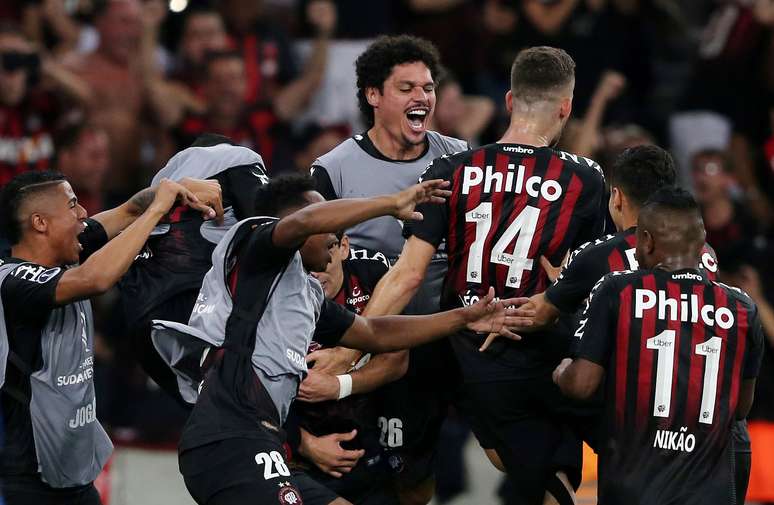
[
  {"xmin": 0, "ymin": 170, "xmax": 214, "ymax": 504},
  {"xmin": 119, "ymin": 133, "xmax": 268, "ymax": 402},
  {"xmin": 519, "ymin": 145, "xmax": 751, "ymax": 504},
  {"xmin": 311, "ymin": 35, "xmax": 469, "ymax": 504},
  {"xmin": 291, "ymin": 233, "xmax": 399, "ymax": 503},
  {"xmin": 555, "ymin": 187, "xmax": 764, "ymax": 505},
  {"xmin": 365, "ymin": 46, "xmax": 607, "ymax": 505},
  {"xmin": 152, "ymin": 175, "xmax": 530, "ymax": 505}
]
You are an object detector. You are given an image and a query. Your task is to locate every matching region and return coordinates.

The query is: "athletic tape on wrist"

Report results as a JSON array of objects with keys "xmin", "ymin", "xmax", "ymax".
[{"xmin": 336, "ymin": 374, "xmax": 353, "ymax": 400}]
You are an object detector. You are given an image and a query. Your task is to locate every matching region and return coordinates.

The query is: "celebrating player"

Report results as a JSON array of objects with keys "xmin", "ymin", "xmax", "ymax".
[
  {"xmin": 152, "ymin": 174, "xmax": 531, "ymax": 505},
  {"xmin": 290, "ymin": 232, "xmax": 399, "ymax": 503},
  {"xmin": 555, "ymin": 187, "xmax": 764, "ymax": 505},
  {"xmin": 365, "ymin": 46, "xmax": 607, "ymax": 505},
  {"xmin": 120, "ymin": 133, "xmax": 268, "ymax": 403},
  {"xmin": 311, "ymin": 35, "xmax": 468, "ymax": 504},
  {"xmin": 0, "ymin": 170, "xmax": 215, "ymax": 505}
]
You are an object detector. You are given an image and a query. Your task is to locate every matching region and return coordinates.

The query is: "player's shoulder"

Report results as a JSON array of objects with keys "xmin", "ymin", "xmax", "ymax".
[
  {"xmin": 1, "ymin": 260, "xmax": 63, "ymax": 288},
  {"xmin": 711, "ymin": 280, "xmax": 757, "ymax": 311},
  {"xmin": 550, "ymin": 148, "xmax": 605, "ymax": 181},
  {"xmin": 312, "ymin": 137, "xmax": 360, "ymax": 173},
  {"xmin": 426, "ymin": 131, "xmax": 469, "ymax": 156},
  {"xmin": 594, "ymin": 268, "xmax": 642, "ymax": 293},
  {"xmin": 569, "ymin": 231, "xmax": 631, "ymax": 263}
]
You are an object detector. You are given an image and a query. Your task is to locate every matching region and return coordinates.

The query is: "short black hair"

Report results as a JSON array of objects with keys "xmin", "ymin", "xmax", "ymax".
[
  {"xmin": 0, "ymin": 171, "xmax": 67, "ymax": 245},
  {"xmin": 253, "ymin": 174, "xmax": 317, "ymax": 217},
  {"xmin": 510, "ymin": 46, "xmax": 575, "ymax": 103},
  {"xmin": 641, "ymin": 186, "xmax": 700, "ymax": 214},
  {"xmin": 610, "ymin": 145, "xmax": 677, "ymax": 207},
  {"xmin": 355, "ymin": 35, "xmax": 441, "ymax": 127},
  {"xmin": 190, "ymin": 133, "xmax": 237, "ymax": 148},
  {"xmin": 203, "ymin": 49, "xmax": 243, "ymax": 77}
]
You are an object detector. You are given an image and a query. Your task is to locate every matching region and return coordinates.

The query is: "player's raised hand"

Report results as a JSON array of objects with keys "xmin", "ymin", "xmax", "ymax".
[
  {"xmin": 298, "ymin": 429, "xmax": 365, "ymax": 478},
  {"xmin": 392, "ymin": 179, "xmax": 451, "ymax": 221},
  {"xmin": 179, "ymin": 177, "xmax": 224, "ymax": 223},
  {"xmin": 464, "ymin": 287, "xmax": 535, "ymax": 349},
  {"xmin": 150, "ymin": 179, "xmax": 216, "ymax": 220}
]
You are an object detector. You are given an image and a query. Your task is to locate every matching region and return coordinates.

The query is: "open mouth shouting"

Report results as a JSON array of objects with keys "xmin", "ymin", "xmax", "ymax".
[{"xmin": 405, "ymin": 107, "xmax": 430, "ymax": 133}]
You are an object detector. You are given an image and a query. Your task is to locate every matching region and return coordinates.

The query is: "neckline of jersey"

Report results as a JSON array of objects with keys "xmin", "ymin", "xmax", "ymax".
[{"xmin": 355, "ymin": 131, "xmax": 430, "ymax": 163}]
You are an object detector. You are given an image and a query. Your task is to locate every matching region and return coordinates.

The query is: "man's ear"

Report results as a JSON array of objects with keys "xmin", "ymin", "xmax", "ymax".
[
  {"xmin": 559, "ymin": 96, "xmax": 572, "ymax": 120},
  {"xmin": 366, "ymin": 87, "xmax": 380, "ymax": 108},
  {"xmin": 30, "ymin": 212, "xmax": 48, "ymax": 234},
  {"xmin": 505, "ymin": 90, "xmax": 513, "ymax": 114},
  {"xmin": 611, "ymin": 187, "xmax": 623, "ymax": 212},
  {"xmin": 642, "ymin": 229, "xmax": 655, "ymax": 255},
  {"xmin": 341, "ymin": 235, "xmax": 350, "ymax": 260}
]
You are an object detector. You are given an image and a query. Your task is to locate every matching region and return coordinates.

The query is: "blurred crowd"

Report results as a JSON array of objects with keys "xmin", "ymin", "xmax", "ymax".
[{"xmin": 2, "ymin": 0, "xmax": 774, "ymax": 495}]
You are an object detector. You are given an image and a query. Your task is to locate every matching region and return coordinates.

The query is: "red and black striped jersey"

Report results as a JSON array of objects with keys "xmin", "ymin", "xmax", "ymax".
[
  {"xmin": 546, "ymin": 227, "xmax": 720, "ymax": 315},
  {"xmin": 331, "ymin": 248, "xmax": 390, "ymax": 315},
  {"xmin": 575, "ymin": 268, "xmax": 764, "ymax": 505},
  {"xmin": 296, "ymin": 247, "xmax": 389, "ymax": 454},
  {"xmin": 404, "ymin": 143, "xmax": 606, "ymax": 380}
]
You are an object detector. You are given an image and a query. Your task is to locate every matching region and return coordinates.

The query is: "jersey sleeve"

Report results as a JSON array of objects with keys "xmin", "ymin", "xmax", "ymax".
[
  {"xmin": 314, "ymin": 298, "xmax": 356, "ymax": 347},
  {"xmin": 572, "ymin": 275, "xmax": 619, "ymax": 366},
  {"xmin": 545, "ymin": 242, "xmax": 607, "ymax": 314},
  {"xmin": 78, "ymin": 218, "xmax": 108, "ymax": 262},
  {"xmin": 402, "ymin": 156, "xmax": 456, "ymax": 248},
  {"xmin": 311, "ymin": 165, "xmax": 338, "ymax": 201},
  {"xmin": 239, "ymin": 218, "xmax": 298, "ymax": 272},
  {"xmin": 217, "ymin": 162, "xmax": 269, "ymax": 220},
  {"xmin": 571, "ymin": 165, "xmax": 607, "ymax": 248},
  {"xmin": 743, "ymin": 307, "xmax": 765, "ymax": 380},
  {"xmin": 1, "ymin": 262, "xmax": 65, "ymax": 319}
]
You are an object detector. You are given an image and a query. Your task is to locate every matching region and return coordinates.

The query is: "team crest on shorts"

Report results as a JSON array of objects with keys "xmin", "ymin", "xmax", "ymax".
[{"xmin": 277, "ymin": 482, "xmax": 302, "ymax": 505}]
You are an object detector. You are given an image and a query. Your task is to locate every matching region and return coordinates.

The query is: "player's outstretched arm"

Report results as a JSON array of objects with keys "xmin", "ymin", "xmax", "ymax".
[
  {"xmin": 55, "ymin": 180, "xmax": 213, "ymax": 305},
  {"xmin": 92, "ymin": 178, "xmax": 222, "ymax": 239},
  {"xmin": 272, "ymin": 180, "xmax": 451, "ymax": 250},
  {"xmin": 338, "ymin": 288, "xmax": 531, "ymax": 353},
  {"xmin": 366, "ymin": 237, "xmax": 436, "ymax": 318}
]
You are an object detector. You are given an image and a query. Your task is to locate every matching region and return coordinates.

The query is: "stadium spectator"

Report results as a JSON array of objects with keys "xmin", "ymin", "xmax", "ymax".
[
  {"xmin": 428, "ymin": 69, "xmax": 495, "ymax": 147},
  {"xmin": 170, "ymin": 50, "xmax": 289, "ymax": 168},
  {"xmin": 172, "ymin": 7, "xmax": 230, "ymax": 96},
  {"xmin": 0, "ymin": 22, "xmax": 89, "ymax": 187},
  {"xmin": 691, "ymin": 148, "xmax": 763, "ymax": 266},
  {"xmin": 219, "ymin": 0, "xmax": 335, "ymax": 120},
  {"xmin": 53, "ymin": 117, "xmax": 111, "ymax": 215}
]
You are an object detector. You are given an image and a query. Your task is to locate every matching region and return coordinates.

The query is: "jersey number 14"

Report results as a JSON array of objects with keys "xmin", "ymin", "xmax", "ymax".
[{"xmin": 465, "ymin": 203, "xmax": 540, "ymax": 288}]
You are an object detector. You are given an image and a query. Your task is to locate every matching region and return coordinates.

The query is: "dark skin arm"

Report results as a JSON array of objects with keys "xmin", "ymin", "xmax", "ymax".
[
  {"xmin": 338, "ymin": 289, "xmax": 530, "ymax": 353},
  {"xmin": 55, "ymin": 180, "xmax": 213, "ymax": 305},
  {"xmin": 272, "ymin": 180, "xmax": 451, "ymax": 250},
  {"xmin": 554, "ymin": 358, "xmax": 605, "ymax": 401},
  {"xmin": 92, "ymin": 178, "xmax": 222, "ymax": 239}
]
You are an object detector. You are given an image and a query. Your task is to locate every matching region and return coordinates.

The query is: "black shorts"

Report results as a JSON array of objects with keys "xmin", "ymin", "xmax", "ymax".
[
  {"xmin": 180, "ymin": 437, "xmax": 339, "ymax": 505},
  {"xmin": 458, "ymin": 376, "xmax": 583, "ymax": 504},
  {"xmin": 375, "ymin": 339, "xmax": 459, "ymax": 487},
  {"xmin": 2, "ymin": 475, "xmax": 101, "ymax": 505}
]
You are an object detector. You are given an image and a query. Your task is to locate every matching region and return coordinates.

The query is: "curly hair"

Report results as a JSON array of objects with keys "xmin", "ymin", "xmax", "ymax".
[
  {"xmin": 611, "ymin": 145, "xmax": 677, "ymax": 207},
  {"xmin": 253, "ymin": 173, "xmax": 317, "ymax": 217},
  {"xmin": 355, "ymin": 35, "xmax": 441, "ymax": 127},
  {"xmin": 0, "ymin": 171, "xmax": 67, "ymax": 245}
]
